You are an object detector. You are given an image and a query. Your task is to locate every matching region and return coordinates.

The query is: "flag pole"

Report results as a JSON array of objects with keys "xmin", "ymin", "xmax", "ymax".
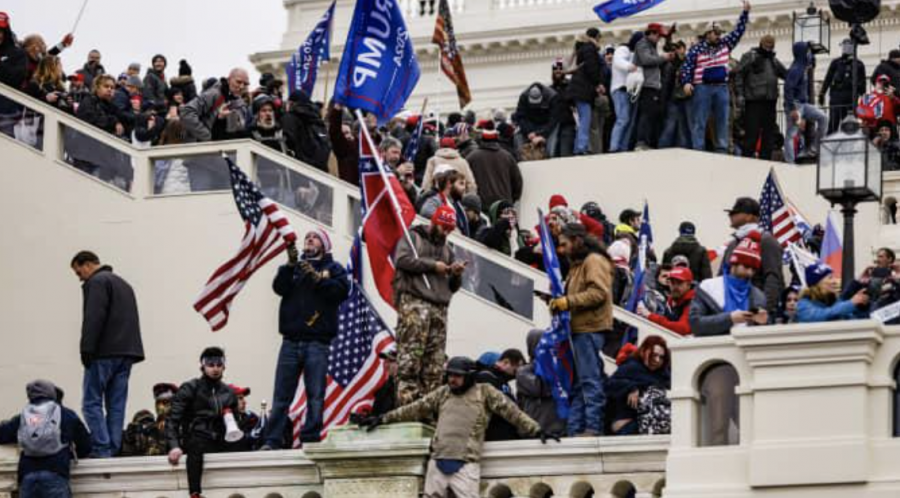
[
  {"xmin": 71, "ymin": 0, "xmax": 90, "ymax": 35},
  {"xmin": 355, "ymin": 109, "xmax": 432, "ymax": 290}
]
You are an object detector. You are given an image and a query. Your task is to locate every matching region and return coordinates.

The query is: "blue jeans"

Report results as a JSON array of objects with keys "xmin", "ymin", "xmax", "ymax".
[
  {"xmin": 574, "ymin": 100, "xmax": 593, "ymax": 155},
  {"xmin": 82, "ymin": 357, "xmax": 132, "ymax": 457},
  {"xmin": 610, "ymin": 89, "xmax": 633, "ymax": 152},
  {"xmin": 784, "ymin": 103, "xmax": 829, "ymax": 164},
  {"xmin": 690, "ymin": 84, "xmax": 730, "ymax": 153},
  {"xmin": 266, "ymin": 339, "xmax": 330, "ymax": 447},
  {"xmin": 20, "ymin": 471, "xmax": 71, "ymax": 498},
  {"xmin": 567, "ymin": 332, "xmax": 606, "ymax": 435},
  {"xmin": 659, "ymin": 99, "xmax": 692, "ymax": 149}
]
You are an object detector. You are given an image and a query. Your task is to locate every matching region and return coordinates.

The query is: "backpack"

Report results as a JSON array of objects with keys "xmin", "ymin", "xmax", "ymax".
[
  {"xmin": 856, "ymin": 92, "xmax": 887, "ymax": 125},
  {"xmin": 18, "ymin": 402, "xmax": 66, "ymax": 457}
]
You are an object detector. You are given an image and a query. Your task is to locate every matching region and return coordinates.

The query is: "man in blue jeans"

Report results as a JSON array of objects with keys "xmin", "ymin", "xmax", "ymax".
[
  {"xmin": 71, "ymin": 251, "xmax": 144, "ymax": 458},
  {"xmin": 263, "ymin": 229, "xmax": 350, "ymax": 448},
  {"xmin": 549, "ymin": 223, "xmax": 614, "ymax": 436},
  {"xmin": 0, "ymin": 380, "xmax": 92, "ymax": 498}
]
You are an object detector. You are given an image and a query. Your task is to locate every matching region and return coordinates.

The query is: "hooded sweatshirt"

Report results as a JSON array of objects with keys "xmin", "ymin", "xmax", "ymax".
[
  {"xmin": 422, "ymin": 148, "xmax": 478, "ymax": 194},
  {"xmin": 784, "ymin": 42, "xmax": 812, "ymax": 112}
]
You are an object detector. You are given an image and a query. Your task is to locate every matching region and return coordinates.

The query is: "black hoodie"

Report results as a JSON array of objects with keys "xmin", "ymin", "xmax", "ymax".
[{"xmin": 0, "ymin": 25, "xmax": 26, "ymax": 114}]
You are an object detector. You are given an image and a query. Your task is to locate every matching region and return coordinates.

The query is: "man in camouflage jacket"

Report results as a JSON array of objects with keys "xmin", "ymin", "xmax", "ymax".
[{"xmin": 361, "ymin": 357, "xmax": 558, "ymax": 498}]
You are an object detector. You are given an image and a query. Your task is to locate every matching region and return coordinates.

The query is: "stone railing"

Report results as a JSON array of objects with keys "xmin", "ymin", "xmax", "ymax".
[{"xmin": 0, "ymin": 424, "xmax": 666, "ymax": 498}]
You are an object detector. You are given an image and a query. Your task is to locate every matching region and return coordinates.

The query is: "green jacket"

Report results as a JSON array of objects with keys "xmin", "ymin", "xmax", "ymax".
[{"xmin": 382, "ymin": 384, "xmax": 540, "ymax": 462}]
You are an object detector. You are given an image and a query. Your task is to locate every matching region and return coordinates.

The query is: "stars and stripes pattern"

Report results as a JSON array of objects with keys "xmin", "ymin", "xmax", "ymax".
[
  {"xmin": 759, "ymin": 170, "xmax": 802, "ymax": 248},
  {"xmin": 432, "ymin": 0, "xmax": 472, "ymax": 108},
  {"xmin": 193, "ymin": 157, "xmax": 297, "ymax": 331},
  {"xmin": 288, "ymin": 238, "xmax": 395, "ymax": 445}
]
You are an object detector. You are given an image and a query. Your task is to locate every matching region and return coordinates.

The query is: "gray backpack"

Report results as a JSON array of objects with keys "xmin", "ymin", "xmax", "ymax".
[{"xmin": 18, "ymin": 402, "xmax": 65, "ymax": 457}]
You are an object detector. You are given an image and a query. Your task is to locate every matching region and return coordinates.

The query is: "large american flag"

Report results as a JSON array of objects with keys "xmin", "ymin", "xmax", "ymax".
[
  {"xmin": 433, "ymin": 0, "xmax": 471, "ymax": 108},
  {"xmin": 288, "ymin": 239, "xmax": 395, "ymax": 445},
  {"xmin": 193, "ymin": 157, "xmax": 297, "ymax": 331},
  {"xmin": 759, "ymin": 170, "xmax": 802, "ymax": 248}
]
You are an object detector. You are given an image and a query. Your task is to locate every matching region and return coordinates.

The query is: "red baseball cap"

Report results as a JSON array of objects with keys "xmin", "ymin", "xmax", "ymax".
[
  {"xmin": 0, "ymin": 12, "xmax": 9, "ymax": 29},
  {"xmin": 432, "ymin": 205, "xmax": 457, "ymax": 231},
  {"xmin": 668, "ymin": 267, "xmax": 694, "ymax": 283},
  {"xmin": 228, "ymin": 384, "xmax": 251, "ymax": 396},
  {"xmin": 647, "ymin": 23, "xmax": 670, "ymax": 36}
]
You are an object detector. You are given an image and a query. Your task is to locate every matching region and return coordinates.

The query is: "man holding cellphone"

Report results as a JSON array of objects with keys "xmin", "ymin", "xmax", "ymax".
[{"xmin": 393, "ymin": 205, "xmax": 466, "ymax": 407}]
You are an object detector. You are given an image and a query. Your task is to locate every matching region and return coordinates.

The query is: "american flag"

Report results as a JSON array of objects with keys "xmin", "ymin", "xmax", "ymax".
[
  {"xmin": 193, "ymin": 157, "xmax": 297, "ymax": 331},
  {"xmin": 288, "ymin": 238, "xmax": 395, "ymax": 445},
  {"xmin": 433, "ymin": 0, "xmax": 471, "ymax": 108},
  {"xmin": 759, "ymin": 169, "xmax": 802, "ymax": 248}
]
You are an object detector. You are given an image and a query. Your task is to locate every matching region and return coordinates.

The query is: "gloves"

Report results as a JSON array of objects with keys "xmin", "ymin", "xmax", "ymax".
[
  {"xmin": 538, "ymin": 429, "xmax": 561, "ymax": 444},
  {"xmin": 549, "ymin": 297, "xmax": 569, "ymax": 313},
  {"xmin": 81, "ymin": 353, "xmax": 93, "ymax": 369},
  {"xmin": 287, "ymin": 243, "xmax": 299, "ymax": 266},
  {"xmin": 357, "ymin": 415, "xmax": 383, "ymax": 432}
]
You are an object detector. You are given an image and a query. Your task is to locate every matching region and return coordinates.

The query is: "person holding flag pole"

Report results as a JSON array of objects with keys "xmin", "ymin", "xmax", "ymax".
[{"xmin": 547, "ymin": 222, "xmax": 614, "ymax": 437}]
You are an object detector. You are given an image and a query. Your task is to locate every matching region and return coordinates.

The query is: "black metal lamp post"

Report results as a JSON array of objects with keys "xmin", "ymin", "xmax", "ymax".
[
  {"xmin": 793, "ymin": 2, "xmax": 831, "ymax": 55},
  {"xmin": 818, "ymin": 118, "xmax": 883, "ymax": 285}
]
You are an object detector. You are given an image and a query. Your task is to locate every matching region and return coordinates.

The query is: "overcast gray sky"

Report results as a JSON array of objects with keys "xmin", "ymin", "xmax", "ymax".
[{"xmin": 5, "ymin": 0, "xmax": 286, "ymax": 84}]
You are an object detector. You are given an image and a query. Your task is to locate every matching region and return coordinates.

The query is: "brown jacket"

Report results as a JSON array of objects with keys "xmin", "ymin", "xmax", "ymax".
[
  {"xmin": 565, "ymin": 252, "xmax": 614, "ymax": 333},
  {"xmin": 392, "ymin": 225, "xmax": 462, "ymax": 306}
]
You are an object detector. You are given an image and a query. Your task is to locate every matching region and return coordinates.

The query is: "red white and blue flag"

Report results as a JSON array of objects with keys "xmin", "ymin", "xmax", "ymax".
[
  {"xmin": 193, "ymin": 157, "xmax": 297, "ymax": 331},
  {"xmin": 759, "ymin": 169, "xmax": 803, "ymax": 248},
  {"xmin": 286, "ymin": 1, "xmax": 335, "ymax": 96}
]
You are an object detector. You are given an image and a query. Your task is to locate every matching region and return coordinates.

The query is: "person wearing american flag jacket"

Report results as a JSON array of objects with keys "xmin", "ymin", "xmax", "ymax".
[
  {"xmin": 262, "ymin": 228, "xmax": 350, "ymax": 449},
  {"xmin": 681, "ymin": 0, "xmax": 751, "ymax": 153}
]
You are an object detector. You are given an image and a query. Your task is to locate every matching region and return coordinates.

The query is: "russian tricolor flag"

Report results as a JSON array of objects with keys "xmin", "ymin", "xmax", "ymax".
[{"xmin": 821, "ymin": 213, "xmax": 843, "ymax": 278}]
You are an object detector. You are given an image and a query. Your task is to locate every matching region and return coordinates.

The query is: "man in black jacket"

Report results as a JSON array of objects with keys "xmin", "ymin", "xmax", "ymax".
[
  {"xmin": 476, "ymin": 349, "xmax": 526, "ymax": 441},
  {"xmin": 0, "ymin": 12, "xmax": 27, "ymax": 136},
  {"xmin": 282, "ymin": 90, "xmax": 331, "ymax": 171},
  {"xmin": 263, "ymin": 229, "xmax": 350, "ymax": 448},
  {"xmin": 0, "ymin": 380, "xmax": 92, "ymax": 496},
  {"xmin": 818, "ymin": 39, "xmax": 868, "ymax": 133},
  {"xmin": 513, "ymin": 83, "xmax": 558, "ymax": 155},
  {"xmin": 71, "ymin": 250, "xmax": 143, "ymax": 458},
  {"xmin": 735, "ymin": 35, "xmax": 787, "ymax": 159},
  {"xmin": 166, "ymin": 347, "xmax": 239, "ymax": 498},
  {"xmin": 550, "ymin": 59, "xmax": 576, "ymax": 158},
  {"xmin": 662, "ymin": 222, "xmax": 713, "ymax": 282},
  {"xmin": 568, "ymin": 28, "xmax": 605, "ymax": 155},
  {"xmin": 871, "ymin": 49, "xmax": 900, "ymax": 98}
]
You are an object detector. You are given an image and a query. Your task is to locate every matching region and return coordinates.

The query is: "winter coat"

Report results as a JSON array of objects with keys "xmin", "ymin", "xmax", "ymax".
[
  {"xmin": 475, "ymin": 367, "xmax": 520, "ymax": 441},
  {"xmin": 76, "ymin": 94, "xmax": 122, "ymax": 135},
  {"xmin": 551, "ymin": 79, "xmax": 576, "ymax": 126},
  {"xmin": 681, "ymin": 10, "xmax": 748, "ymax": 86},
  {"xmin": 872, "ymin": 59, "xmax": 900, "ymax": 97},
  {"xmin": 662, "ymin": 235, "xmax": 713, "ymax": 282},
  {"xmin": 0, "ymin": 402, "xmax": 91, "ymax": 482},
  {"xmin": 250, "ymin": 123, "xmax": 288, "ymax": 154},
  {"xmin": 0, "ymin": 29, "xmax": 26, "ymax": 115},
  {"xmin": 166, "ymin": 376, "xmax": 239, "ymax": 448},
  {"xmin": 735, "ymin": 47, "xmax": 787, "ymax": 102},
  {"xmin": 796, "ymin": 296, "xmax": 868, "ymax": 323},
  {"xmin": 273, "ymin": 254, "xmax": 350, "ymax": 344},
  {"xmin": 661, "ymin": 56, "xmax": 686, "ymax": 103},
  {"xmin": 421, "ymin": 148, "xmax": 478, "ymax": 194},
  {"xmin": 721, "ymin": 227, "xmax": 784, "ymax": 316},
  {"xmin": 689, "ymin": 276, "xmax": 766, "ymax": 337},
  {"xmin": 633, "ymin": 37, "xmax": 667, "ymax": 90},
  {"xmin": 517, "ymin": 331, "xmax": 567, "ymax": 435},
  {"xmin": 606, "ymin": 357, "xmax": 670, "ymax": 427},
  {"xmin": 169, "ymin": 75, "xmax": 198, "ymax": 104},
  {"xmin": 466, "ymin": 142, "xmax": 522, "ymax": 209},
  {"xmin": 392, "ymin": 224, "xmax": 462, "ymax": 306},
  {"xmin": 513, "ymin": 83, "xmax": 559, "ymax": 138},
  {"xmin": 568, "ymin": 37, "xmax": 605, "ymax": 104},
  {"xmin": 327, "ymin": 106, "xmax": 360, "ymax": 185},
  {"xmin": 784, "ymin": 42, "xmax": 812, "ymax": 112},
  {"xmin": 80, "ymin": 62, "xmax": 106, "ymax": 89},
  {"xmin": 142, "ymin": 69, "xmax": 168, "ymax": 111},
  {"xmin": 381, "ymin": 384, "xmax": 540, "ymax": 463},
  {"xmin": 282, "ymin": 100, "xmax": 331, "ymax": 171},
  {"xmin": 648, "ymin": 289, "xmax": 695, "ymax": 336},
  {"xmin": 564, "ymin": 252, "xmax": 614, "ymax": 333},
  {"xmin": 181, "ymin": 80, "xmax": 249, "ymax": 142},
  {"xmin": 80, "ymin": 266, "xmax": 144, "ymax": 366},
  {"xmin": 821, "ymin": 56, "xmax": 867, "ymax": 104},
  {"xmin": 476, "ymin": 200, "xmax": 528, "ymax": 257}
]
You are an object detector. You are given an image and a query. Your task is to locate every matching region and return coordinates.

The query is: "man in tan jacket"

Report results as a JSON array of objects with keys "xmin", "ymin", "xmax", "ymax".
[{"xmin": 548, "ymin": 223, "xmax": 614, "ymax": 436}]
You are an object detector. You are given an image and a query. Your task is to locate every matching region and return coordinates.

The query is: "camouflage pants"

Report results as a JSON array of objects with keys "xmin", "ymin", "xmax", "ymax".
[{"xmin": 396, "ymin": 293, "xmax": 448, "ymax": 407}]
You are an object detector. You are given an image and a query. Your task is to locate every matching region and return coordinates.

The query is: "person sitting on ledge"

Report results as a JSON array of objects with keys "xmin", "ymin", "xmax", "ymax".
[
  {"xmin": 606, "ymin": 336, "xmax": 671, "ymax": 435},
  {"xmin": 797, "ymin": 263, "xmax": 869, "ymax": 323},
  {"xmin": 358, "ymin": 357, "xmax": 559, "ymax": 498}
]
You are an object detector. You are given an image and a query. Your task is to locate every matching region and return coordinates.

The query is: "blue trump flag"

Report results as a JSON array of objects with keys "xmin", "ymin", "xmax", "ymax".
[
  {"xmin": 624, "ymin": 201, "xmax": 653, "ymax": 345},
  {"xmin": 533, "ymin": 208, "xmax": 575, "ymax": 420},
  {"xmin": 404, "ymin": 114, "xmax": 425, "ymax": 161},
  {"xmin": 333, "ymin": 0, "xmax": 421, "ymax": 124},
  {"xmin": 594, "ymin": 0, "xmax": 668, "ymax": 23},
  {"xmin": 287, "ymin": 1, "xmax": 336, "ymax": 96}
]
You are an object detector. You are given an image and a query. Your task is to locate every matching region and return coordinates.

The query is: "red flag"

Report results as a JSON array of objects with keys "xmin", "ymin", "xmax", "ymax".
[
  {"xmin": 433, "ymin": 0, "xmax": 472, "ymax": 109},
  {"xmin": 358, "ymin": 132, "xmax": 416, "ymax": 307}
]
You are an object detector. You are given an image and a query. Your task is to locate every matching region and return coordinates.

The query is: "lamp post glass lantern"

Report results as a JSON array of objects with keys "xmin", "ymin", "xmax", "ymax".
[
  {"xmin": 818, "ymin": 121, "xmax": 883, "ymax": 285},
  {"xmin": 793, "ymin": 2, "xmax": 831, "ymax": 54}
]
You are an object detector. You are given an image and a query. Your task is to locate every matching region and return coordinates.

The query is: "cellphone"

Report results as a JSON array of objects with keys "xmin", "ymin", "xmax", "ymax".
[
  {"xmin": 749, "ymin": 307, "xmax": 760, "ymax": 314},
  {"xmin": 533, "ymin": 290, "xmax": 552, "ymax": 301}
]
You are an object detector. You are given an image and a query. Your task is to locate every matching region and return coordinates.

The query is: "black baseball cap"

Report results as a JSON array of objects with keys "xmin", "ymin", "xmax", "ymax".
[{"xmin": 726, "ymin": 197, "xmax": 760, "ymax": 217}]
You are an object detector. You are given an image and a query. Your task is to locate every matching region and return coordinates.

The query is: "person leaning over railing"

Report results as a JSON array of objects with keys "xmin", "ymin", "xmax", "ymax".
[{"xmin": 797, "ymin": 263, "xmax": 870, "ymax": 323}]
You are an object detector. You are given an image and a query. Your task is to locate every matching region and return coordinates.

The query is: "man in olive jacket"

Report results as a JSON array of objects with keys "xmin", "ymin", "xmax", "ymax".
[
  {"xmin": 548, "ymin": 223, "xmax": 614, "ymax": 436},
  {"xmin": 71, "ymin": 250, "xmax": 143, "ymax": 458},
  {"xmin": 393, "ymin": 206, "xmax": 465, "ymax": 407}
]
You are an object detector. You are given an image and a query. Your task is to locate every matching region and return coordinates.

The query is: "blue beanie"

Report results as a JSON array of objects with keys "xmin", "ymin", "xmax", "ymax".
[{"xmin": 805, "ymin": 263, "xmax": 833, "ymax": 288}]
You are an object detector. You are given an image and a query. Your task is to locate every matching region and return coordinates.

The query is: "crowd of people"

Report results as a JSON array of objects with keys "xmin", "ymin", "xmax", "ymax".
[{"xmin": 4, "ymin": 6, "xmax": 900, "ymax": 498}]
